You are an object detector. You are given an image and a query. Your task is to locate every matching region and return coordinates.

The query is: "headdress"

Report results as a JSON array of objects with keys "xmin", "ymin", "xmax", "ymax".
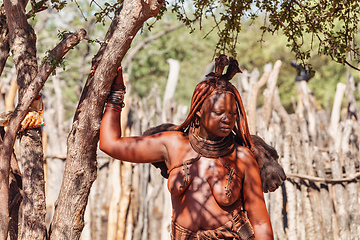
[{"xmin": 176, "ymin": 55, "xmax": 254, "ymax": 150}]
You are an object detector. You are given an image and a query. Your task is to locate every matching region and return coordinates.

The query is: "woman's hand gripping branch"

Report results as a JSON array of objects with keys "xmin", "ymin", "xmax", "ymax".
[{"xmin": 99, "ymin": 66, "xmax": 126, "ymax": 156}]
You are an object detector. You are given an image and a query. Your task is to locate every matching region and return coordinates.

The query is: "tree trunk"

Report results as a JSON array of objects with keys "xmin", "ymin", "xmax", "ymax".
[
  {"xmin": 49, "ymin": 0, "xmax": 164, "ymax": 239},
  {"xmin": 0, "ymin": 14, "xmax": 10, "ymax": 75},
  {"xmin": 2, "ymin": 0, "xmax": 47, "ymax": 239},
  {"xmin": 0, "ymin": 128, "xmax": 21, "ymax": 240},
  {"xmin": 18, "ymin": 129, "xmax": 47, "ymax": 240}
]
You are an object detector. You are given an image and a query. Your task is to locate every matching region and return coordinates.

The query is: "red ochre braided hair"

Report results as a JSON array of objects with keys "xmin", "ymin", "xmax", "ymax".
[{"xmin": 175, "ymin": 55, "xmax": 254, "ymax": 150}]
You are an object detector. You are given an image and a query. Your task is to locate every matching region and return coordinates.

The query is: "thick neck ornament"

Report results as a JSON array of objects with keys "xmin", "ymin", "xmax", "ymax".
[{"xmin": 189, "ymin": 127, "xmax": 235, "ymax": 158}]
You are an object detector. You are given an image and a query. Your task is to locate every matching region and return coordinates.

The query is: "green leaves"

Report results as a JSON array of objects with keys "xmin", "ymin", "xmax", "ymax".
[
  {"xmin": 261, "ymin": 0, "xmax": 360, "ymax": 70},
  {"xmin": 93, "ymin": 0, "xmax": 123, "ymax": 25},
  {"xmin": 168, "ymin": 0, "xmax": 360, "ymax": 69},
  {"xmin": 50, "ymin": 0, "xmax": 67, "ymax": 11},
  {"xmin": 41, "ymin": 50, "xmax": 68, "ymax": 76},
  {"xmin": 170, "ymin": 0, "xmax": 254, "ymax": 56},
  {"xmin": 87, "ymin": 0, "xmax": 360, "ymax": 69},
  {"xmin": 57, "ymin": 30, "xmax": 72, "ymax": 40}
]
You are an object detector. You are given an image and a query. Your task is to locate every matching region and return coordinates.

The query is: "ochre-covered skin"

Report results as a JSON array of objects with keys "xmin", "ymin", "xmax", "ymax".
[{"xmin": 100, "ymin": 57, "xmax": 275, "ymax": 239}]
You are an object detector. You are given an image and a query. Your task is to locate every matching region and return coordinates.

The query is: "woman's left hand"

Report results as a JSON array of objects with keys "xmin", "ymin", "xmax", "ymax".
[{"xmin": 112, "ymin": 66, "xmax": 125, "ymax": 90}]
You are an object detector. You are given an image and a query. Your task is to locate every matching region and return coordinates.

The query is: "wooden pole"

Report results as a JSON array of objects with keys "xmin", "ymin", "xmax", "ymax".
[
  {"xmin": 248, "ymin": 64, "xmax": 271, "ymax": 134},
  {"xmin": 330, "ymin": 124, "xmax": 350, "ymax": 240},
  {"xmin": 328, "ymin": 83, "xmax": 346, "ymax": 140},
  {"xmin": 262, "ymin": 60, "xmax": 282, "ymax": 130}
]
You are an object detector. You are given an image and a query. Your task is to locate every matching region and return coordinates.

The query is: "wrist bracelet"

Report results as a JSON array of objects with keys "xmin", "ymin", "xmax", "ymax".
[
  {"xmin": 106, "ymin": 88, "xmax": 126, "ymax": 109},
  {"xmin": 105, "ymin": 103, "xmax": 123, "ymax": 111},
  {"xmin": 105, "ymin": 106, "xmax": 122, "ymax": 113}
]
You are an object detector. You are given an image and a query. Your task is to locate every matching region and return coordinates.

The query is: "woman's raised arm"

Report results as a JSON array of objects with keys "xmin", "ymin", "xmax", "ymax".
[
  {"xmin": 99, "ymin": 67, "xmax": 170, "ymax": 164},
  {"xmin": 240, "ymin": 147, "xmax": 274, "ymax": 240}
]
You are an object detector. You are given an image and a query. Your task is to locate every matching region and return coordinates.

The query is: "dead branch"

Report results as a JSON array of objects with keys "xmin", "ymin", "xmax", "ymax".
[{"xmin": 286, "ymin": 172, "xmax": 360, "ymax": 184}]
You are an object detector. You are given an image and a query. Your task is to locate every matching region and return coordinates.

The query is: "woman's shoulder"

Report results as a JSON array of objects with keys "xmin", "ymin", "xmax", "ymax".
[
  {"xmin": 149, "ymin": 129, "xmax": 189, "ymax": 145},
  {"xmin": 156, "ymin": 129, "xmax": 188, "ymax": 138},
  {"xmin": 235, "ymin": 145, "xmax": 257, "ymax": 165}
]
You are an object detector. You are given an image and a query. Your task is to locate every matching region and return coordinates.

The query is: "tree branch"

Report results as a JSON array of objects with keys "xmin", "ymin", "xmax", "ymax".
[{"xmin": 287, "ymin": 172, "xmax": 360, "ymax": 184}]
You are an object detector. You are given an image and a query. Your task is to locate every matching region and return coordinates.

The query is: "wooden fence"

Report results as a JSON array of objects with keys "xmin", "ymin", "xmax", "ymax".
[{"xmin": 74, "ymin": 60, "xmax": 360, "ymax": 240}]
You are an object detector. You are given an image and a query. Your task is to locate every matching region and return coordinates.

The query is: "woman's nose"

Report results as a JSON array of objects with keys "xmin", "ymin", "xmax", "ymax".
[{"xmin": 221, "ymin": 114, "xmax": 230, "ymax": 122}]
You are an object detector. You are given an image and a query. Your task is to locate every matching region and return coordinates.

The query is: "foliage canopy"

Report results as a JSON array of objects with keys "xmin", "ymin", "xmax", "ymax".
[
  {"xmin": 3, "ymin": 0, "xmax": 360, "ymax": 72},
  {"xmin": 3, "ymin": 0, "xmax": 359, "ymax": 113},
  {"xmin": 37, "ymin": 0, "xmax": 360, "ymax": 73},
  {"xmin": 166, "ymin": 0, "xmax": 360, "ymax": 73}
]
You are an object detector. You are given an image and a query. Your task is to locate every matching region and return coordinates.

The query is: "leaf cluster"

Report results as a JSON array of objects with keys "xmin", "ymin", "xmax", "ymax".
[
  {"xmin": 93, "ymin": 0, "xmax": 123, "ymax": 25},
  {"xmin": 258, "ymin": 0, "xmax": 360, "ymax": 71},
  {"xmin": 128, "ymin": 11, "xmax": 357, "ymax": 114},
  {"xmin": 41, "ymin": 50, "xmax": 67, "ymax": 75},
  {"xmin": 170, "ymin": 0, "xmax": 256, "ymax": 56},
  {"xmin": 50, "ymin": 0, "xmax": 67, "ymax": 11},
  {"xmin": 168, "ymin": 0, "xmax": 360, "ymax": 70}
]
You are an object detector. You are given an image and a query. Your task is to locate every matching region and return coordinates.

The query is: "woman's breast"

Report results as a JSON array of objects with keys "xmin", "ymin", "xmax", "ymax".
[
  {"xmin": 167, "ymin": 158, "xmax": 243, "ymax": 206},
  {"xmin": 167, "ymin": 166, "xmax": 192, "ymax": 196}
]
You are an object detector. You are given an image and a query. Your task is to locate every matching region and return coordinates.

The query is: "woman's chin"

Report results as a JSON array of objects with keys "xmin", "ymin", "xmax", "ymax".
[{"xmin": 217, "ymin": 128, "xmax": 232, "ymax": 137}]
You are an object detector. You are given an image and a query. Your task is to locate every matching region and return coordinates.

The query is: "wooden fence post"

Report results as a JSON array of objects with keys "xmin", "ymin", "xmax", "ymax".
[
  {"xmin": 313, "ymin": 148, "xmax": 334, "ymax": 240},
  {"xmin": 248, "ymin": 64, "xmax": 271, "ymax": 134},
  {"xmin": 341, "ymin": 120, "xmax": 360, "ymax": 239},
  {"xmin": 262, "ymin": 60, "xmax": 282, "ymax": 130},
  {"xmin": 330, "ymin": 123, "xmax": 350, "ymax": 240},
  {"xmin": 329, "ymin": 83, "xmax": 346, "ymax": 140}
]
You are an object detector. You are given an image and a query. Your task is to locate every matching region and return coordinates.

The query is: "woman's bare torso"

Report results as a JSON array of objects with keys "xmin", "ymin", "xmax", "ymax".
[{"xmin": 166, "ymin": 132, "xmax": 246, "ymax": 231}]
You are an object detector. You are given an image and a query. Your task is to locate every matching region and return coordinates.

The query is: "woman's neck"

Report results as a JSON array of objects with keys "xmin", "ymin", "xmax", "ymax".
[{"xmin": 195, "ymin": 126, "xmax": 223, "ymax": 141}]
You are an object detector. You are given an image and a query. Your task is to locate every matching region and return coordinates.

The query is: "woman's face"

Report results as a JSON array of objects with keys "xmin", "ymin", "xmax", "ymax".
[{"xmin": 197, "ymin": 92, "xmax": 237, "ymax": 140}]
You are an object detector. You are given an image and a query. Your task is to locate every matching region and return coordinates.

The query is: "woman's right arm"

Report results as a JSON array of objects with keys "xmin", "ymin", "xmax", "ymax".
[{"xmin": 99, "ymin": 67, "xmax": 169, "ymax": 164}]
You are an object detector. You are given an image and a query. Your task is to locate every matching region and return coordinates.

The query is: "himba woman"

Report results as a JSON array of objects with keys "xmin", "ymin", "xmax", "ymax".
[{"xmin": 100, "ymin": 55, "xmax": 279, "ymax": 239}]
